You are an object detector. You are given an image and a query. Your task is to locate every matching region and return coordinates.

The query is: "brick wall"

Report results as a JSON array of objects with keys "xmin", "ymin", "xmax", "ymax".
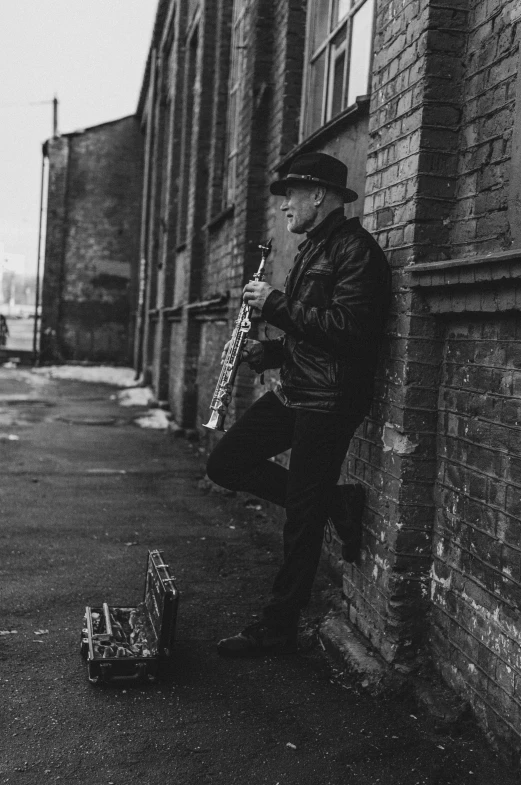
[
  {"xmin": 450, "ymin": 0, "xmax": 519, "ymax": 257},
  {"xmin": 168, "ymin": 319, "xmax": 187, "ymax": 421},
  {"xmin": 341, "ymin": 0, "xmax": 464, "ymax": 664},
  {"xmin": 406, "ymin": 0, "xmax": 521, "ymax": 763},
  {"xmin": 41, "ymin": 117, "xmax": 143, "ymax": 364},
  {"xmin": 431, "ymin": 312, "xmax": 521, "ymax": 762},
  {"xmin": 196, "ymin": 316, "xmax": 231, "ymax": 427},
  {"xmin": 63, "ymin": 117, "xmax": 143, "ymax": 363}
]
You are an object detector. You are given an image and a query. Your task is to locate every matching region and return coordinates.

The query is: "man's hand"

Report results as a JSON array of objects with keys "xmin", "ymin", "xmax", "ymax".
[
  {"xmin": 221, "ymin": 338, "xmax": 263, "ymax": 367},
  {"xmin": 242, "ymin": 280, "xmax": 275, "ymax": 311}
]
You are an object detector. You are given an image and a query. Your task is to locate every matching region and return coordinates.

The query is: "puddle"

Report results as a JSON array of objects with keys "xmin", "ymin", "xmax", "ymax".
[
  {"xmin": 0, "ymin": 398, "xmax": 55, "ymax": 407},
  {"xmin": 56, "ymin": 416, "xmax": 118, "ymax": 426}
]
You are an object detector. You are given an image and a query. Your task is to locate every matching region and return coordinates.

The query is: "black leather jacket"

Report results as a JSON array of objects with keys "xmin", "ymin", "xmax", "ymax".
[{"xmin": 257, "ymin": 209, "xmax": 391, "ymax": 414}]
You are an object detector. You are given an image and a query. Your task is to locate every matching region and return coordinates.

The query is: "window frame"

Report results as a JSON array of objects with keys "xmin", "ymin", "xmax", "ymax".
[
  {"xmin": 222, "ymin": 0, "xmax": 248, "ymax": 209},
  {"xmin": 300, "ymin": 0, "xmax": 375, "ymax": 141},
  {"xmin": 176, "ymin": 18, "xmax": 200, "ymax": 245}
]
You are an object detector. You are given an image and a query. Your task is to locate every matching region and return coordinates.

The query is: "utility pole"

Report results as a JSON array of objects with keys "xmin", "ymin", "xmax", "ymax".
[
  {"xmin": 33, "ymin": 96, "xmax": 57, "ymax": 361},
  {"xmin": 53, "ymin": 95, "xmax": 59, "ymax": 137}
]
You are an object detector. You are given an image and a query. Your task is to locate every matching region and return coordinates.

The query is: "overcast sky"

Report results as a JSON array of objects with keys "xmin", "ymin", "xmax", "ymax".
[{"xmin": 0, "ymin": 1, "xmax": 158, "ymax": 275}]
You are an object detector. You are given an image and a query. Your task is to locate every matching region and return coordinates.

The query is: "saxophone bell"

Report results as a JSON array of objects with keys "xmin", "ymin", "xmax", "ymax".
[{"xmin": 202, "ymin": 409, "xmax": 226, "ymax": 432}]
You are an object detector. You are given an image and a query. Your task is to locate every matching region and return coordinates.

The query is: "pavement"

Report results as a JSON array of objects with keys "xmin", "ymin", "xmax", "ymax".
[{"xmin": 0, "ymin": 366, "xmax": 518, "ymax": 785}]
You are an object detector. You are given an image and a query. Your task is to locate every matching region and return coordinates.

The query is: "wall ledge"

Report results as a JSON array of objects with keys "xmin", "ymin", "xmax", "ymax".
[
  {"xmin": 409, "ymin": 248, "xmax": 521, "ymax": 286},
  {"xmin": 408, "ymin": 248, "xmax": 521, "ymax": 314}
]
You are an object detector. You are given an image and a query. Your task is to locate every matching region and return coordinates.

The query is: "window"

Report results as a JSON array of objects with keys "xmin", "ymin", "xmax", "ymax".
[
  {"xmin": 223, "ymin": 0, "xmax": 248, "ymax": 207},
  {"xmin": 302, "ymin": 0, "xmax": 375, "ymax": 139},
  {"xmin": 177, "ymin": 26, "xmax": 199, "ymax": 244}
]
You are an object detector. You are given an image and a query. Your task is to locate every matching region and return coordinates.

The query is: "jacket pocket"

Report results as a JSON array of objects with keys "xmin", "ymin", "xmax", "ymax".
[
  {"xmin": 288, "ymin": 340, "xmax": 336, "ymax": 390},
  {"xmin": 300, "ymin": 265, "xmax": 334, "ymax": 307},
  {"xmin": 304, "ymin": 264, "xmax": 334, "ymax": 278}
]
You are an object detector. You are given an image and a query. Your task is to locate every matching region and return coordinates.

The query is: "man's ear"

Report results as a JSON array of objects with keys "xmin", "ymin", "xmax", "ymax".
[{"xmin": 314, "ymin": 185, "xmax": 327, "ymax": 205}]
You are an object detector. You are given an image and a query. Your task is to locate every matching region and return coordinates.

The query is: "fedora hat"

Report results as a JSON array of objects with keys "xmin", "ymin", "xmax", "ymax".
[{"xmin": 270, "ymin": 152, "xmax": 358, "ymax": 203}]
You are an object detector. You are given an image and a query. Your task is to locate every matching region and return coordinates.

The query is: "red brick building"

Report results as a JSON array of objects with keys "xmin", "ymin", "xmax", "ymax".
[
  {"xmin": 40, "ymin": 116, "xmax": 143, "ymax": 364},
  {"xmin": 135, "ymin": 0, "xmax": 521, "ymax": 763}
]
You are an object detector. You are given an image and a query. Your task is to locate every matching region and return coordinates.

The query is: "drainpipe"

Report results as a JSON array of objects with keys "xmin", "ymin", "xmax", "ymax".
[
  {"xmin": 33, "ymin": 145, "xmax": 47, "ymax": 363},
  {"xmin": 134, "ymin": 48, "xmax": 157, "ymax": 379}
]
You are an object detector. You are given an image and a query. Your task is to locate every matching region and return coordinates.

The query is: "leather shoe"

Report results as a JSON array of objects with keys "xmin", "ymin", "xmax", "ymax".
[
  {"xmin": 328, "ymin": 483, "xmax": 365, "ymax": 563},
  {"xmin": 217, "ymin": 622, "xmax": 298, "ymax": 658}
]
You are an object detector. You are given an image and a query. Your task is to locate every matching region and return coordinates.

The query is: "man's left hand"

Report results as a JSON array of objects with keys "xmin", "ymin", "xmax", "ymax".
[{"xmin": 243, "ymin": 281, "xmax": 275, "ymax": 311}]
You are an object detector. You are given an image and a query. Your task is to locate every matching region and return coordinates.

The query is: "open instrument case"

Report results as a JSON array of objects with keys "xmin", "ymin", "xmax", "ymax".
[{"xmin": 81, "ymin": 549, "xmax": 179, "ymax": 685}]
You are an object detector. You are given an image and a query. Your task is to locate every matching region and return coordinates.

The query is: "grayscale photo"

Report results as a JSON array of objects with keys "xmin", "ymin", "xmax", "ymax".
[{"xmin": 1, "ymin": 1, "xmax": 521, "ymax": 783}]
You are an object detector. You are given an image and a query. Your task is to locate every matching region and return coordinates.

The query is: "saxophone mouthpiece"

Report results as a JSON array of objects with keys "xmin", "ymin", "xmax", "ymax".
[{"xmin": 258, "ymin": 238, "xmax": 272, "ymax": 255}]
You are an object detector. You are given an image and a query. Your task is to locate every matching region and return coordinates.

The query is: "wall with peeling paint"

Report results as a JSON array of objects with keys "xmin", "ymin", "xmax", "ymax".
[{"xmin": 431, "ymin": 314, "xmax": 521, "ymax": 762}]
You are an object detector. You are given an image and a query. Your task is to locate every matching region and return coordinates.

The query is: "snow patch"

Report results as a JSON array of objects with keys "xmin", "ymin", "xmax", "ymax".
[
  {"xmin": 117, "ymin": 387, "xmax": 156, "ymax": 407},
  {"xmin": 134, "ymin": 409, "xmax": 170, "ymax": 430},
  {"xmin": 32, "ymin": 365, "xmax": 137, "ymax": 387}
]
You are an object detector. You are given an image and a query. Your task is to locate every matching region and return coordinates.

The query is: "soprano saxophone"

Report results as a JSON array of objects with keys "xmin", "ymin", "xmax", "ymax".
[{"xmin": 203, "ymin": 239, "xmax": 272, "ymax": 432}]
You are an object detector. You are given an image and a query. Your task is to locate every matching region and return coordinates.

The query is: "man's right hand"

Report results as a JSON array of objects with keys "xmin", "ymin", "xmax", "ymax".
[{"xmin": 221, "ymin": 339, "xmax": 263, "ymax": 367}]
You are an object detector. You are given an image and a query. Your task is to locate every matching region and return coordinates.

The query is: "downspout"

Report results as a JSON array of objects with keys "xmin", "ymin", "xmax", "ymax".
[
  {"xmin": 33, "ymin": 144, "xmax": 47, "ymax": 363},
  {"xmin": 134, "ymin": 47, "xmax": 157, "ymax": 379}
]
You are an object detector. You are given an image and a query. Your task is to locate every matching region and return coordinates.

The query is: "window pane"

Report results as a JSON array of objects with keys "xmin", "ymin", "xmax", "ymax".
[
  {"xmin": 227, "ymin": 154, "xmax": 237, "ymax": 206},
  {"xmin": 331, "ymin": 51, "xmax": 346, "ymax": 117},
  {"xmin": 311, "ymin": 0, "xmax": 329, "ymax": 53},
  {"xmin": 233, "ymin": 0, "xmax": 247, "ymax": 21},
  {"xmin": 305, "ymin": 49, "xmax": 326, "ymax": 136},
  {"xmin": 332, "ymin": 25, "xmax": 346, "ymax": 46},
  {"xmin": 228, "ymin": 92, "xmax": 237, "ymax": 152},
  {"xmin": 224, "ymin": 7, "xmax": 245, "ymax": 206},
  {"xmin": 326, "ymin": 26, "xmax": 347, "ymax": 120},
  {"xmin": 347, "ymin": 0, "xmax": 374, "ymax": 106},
  {"xmin": 331, "ymin": 0, "xmax": 350, "ymax": 28}
]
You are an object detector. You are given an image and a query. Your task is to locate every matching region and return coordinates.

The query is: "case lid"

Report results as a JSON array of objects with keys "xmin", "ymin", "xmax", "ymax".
[{"xmin": 143, "ymin": 549, "xmax": 179, "ymax": 657}]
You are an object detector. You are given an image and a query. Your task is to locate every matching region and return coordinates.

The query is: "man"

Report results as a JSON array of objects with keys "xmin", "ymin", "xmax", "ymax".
[
  {"xmin": 0, "ymin": 314, "xmax": 9, "ymax": 347},
  {"xmin": 206, "ymin": 152, "xmax": 391, "ymax": 658}
]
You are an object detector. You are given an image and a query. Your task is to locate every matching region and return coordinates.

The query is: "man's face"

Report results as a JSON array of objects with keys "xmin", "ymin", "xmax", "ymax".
[{"xmin": 280, "ymin": 184, "xmax": 318, "ymax": 234}]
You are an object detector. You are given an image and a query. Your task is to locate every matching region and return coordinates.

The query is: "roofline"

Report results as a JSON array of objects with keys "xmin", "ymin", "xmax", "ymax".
[
  {"xmin": 44, "ymin": 114, "xmax": 138, "ymax": 145},
  {"xmin": 136, "ymin": 0, "xmax": 171, "ymax": 118}
]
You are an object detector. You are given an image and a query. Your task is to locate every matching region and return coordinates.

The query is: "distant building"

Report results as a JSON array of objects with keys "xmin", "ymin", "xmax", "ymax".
[
  {"xmin": 40, "ymin": 116, "xmax": 143, "ymax": 364},
  {"xmin": 0, "ymin": 247, "xmax": 32, "ymax": 314}
]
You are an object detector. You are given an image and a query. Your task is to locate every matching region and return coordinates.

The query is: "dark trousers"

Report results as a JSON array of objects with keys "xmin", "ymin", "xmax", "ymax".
[{"xmin": 206, "ymin": 391, "xmax": 363, "ymax": 629}]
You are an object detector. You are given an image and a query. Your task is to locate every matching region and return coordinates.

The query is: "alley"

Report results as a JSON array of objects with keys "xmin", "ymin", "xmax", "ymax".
[{"xmin": 0, "ymin": 366, "xmax": 517, "ymax": 785}]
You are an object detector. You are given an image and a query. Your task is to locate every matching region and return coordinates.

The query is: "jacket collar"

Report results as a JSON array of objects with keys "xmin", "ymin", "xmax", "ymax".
[
  {"xmin": 297, "ymin": 209, "xmax": 359, "ymax": 251},
  {"xmin": 307, "ymin": 207, "xmax": 345, "ymax": 242}
]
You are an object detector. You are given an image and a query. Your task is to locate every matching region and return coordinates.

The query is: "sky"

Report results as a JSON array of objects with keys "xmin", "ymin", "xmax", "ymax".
[{"xmin": 0, "ymin": 1, "xmax": 158, "ymax": 276}]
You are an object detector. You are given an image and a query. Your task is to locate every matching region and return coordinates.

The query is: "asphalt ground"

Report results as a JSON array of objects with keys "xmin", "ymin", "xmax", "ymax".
[{"xmin": 0, "ymin": 367, "xmax": 518, "ymax": 785}]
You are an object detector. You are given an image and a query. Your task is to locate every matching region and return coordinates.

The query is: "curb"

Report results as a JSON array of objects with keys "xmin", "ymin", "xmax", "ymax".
[
  {"xmin": 319, "ymin": 612, "xmax": 402, "ymax": 695},
  {"xmin": 319, "ymin": 612, "xmax": 470, "ymax": 728}
]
